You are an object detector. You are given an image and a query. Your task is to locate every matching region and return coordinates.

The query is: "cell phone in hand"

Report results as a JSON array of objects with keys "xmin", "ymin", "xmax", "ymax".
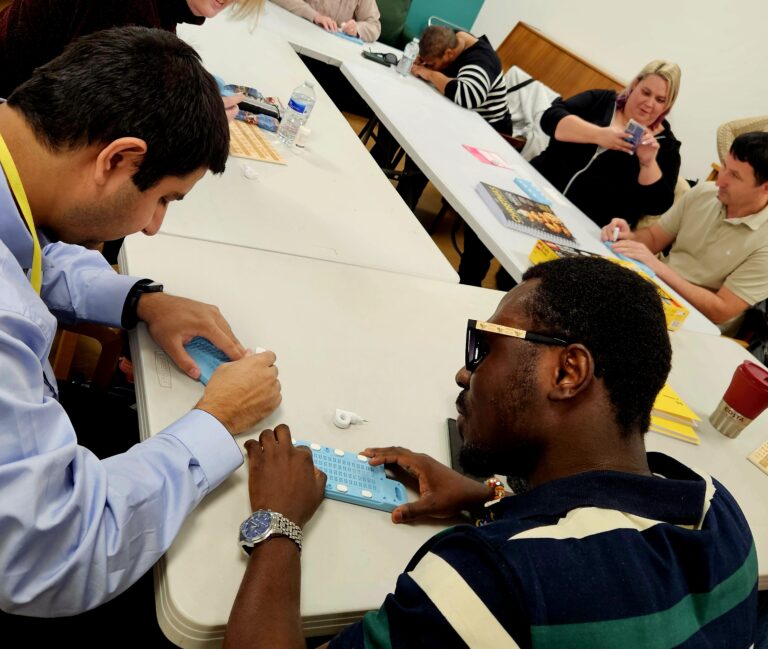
[{"xmin": 623, "ymin": 119, "xmax": 644, "ymax": 151}]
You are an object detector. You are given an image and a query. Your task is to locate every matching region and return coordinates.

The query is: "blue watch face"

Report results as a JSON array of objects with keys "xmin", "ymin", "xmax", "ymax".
[{"xmin": 241, "ymin": 510, "xmax": 272, "ymax": 541}]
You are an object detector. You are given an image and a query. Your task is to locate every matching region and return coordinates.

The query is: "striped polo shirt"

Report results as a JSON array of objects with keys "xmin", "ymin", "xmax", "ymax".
[
  {"xmin": 443, "ymin": 35, "xmax": 512, "ymax": 134},
  {"xmin": 329, "ymin": 453, "xmax": 757, "ymax": 648}
]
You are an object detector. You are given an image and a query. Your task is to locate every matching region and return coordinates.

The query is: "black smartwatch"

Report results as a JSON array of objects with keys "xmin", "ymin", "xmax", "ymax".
[{"xmin": 121, "ymin": 279, "xmax": 164, "ymax": 329}]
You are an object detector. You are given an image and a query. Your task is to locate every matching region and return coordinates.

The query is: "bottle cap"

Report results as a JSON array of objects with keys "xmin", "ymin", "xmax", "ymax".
[
  {"xmin": 241, "ymin": 163, "xmax": 259, "ymax": 179},
  {"xmin": 294, "ymin": 126, "xmax": 311, "ymax": 148}
]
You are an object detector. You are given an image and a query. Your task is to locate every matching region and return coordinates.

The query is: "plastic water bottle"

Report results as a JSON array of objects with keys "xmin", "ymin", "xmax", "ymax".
[
  {"xmin": 277, "ymin": 80, "xmax": 316, "ymax": 146},
  {"xmin": 396, "ymin": 38, "xmax": 419, "ymax": 77}
]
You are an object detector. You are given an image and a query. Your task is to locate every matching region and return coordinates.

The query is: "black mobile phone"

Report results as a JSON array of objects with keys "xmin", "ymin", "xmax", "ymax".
[
  {"xmin": 362, "ymin": 50, "xmax": 397, "ymax": 67},
  {"xmin": 238, "ymin": 97, "xmax": 281, "ymax": 120},
  {"xmin": 447, "ymin": 418, "xmax": 484, "ymax": 481}
]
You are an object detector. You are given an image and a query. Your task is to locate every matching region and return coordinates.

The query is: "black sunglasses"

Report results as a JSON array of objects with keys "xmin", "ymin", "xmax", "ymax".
[
  {"xmin": 465, "ymin": 319, "xmax": 570, "ymax": 372},
  {"xmin": 362, "ymin": 50, "xmax": 399, "ymax": 66}
]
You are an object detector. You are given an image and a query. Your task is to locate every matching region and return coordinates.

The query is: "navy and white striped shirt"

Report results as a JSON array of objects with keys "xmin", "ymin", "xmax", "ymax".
[
  {"xmin": 329, "ymin": 453, "xmax": 757, "ymax": 648},
  {"xmin": 444, "ymin": 34, "xmax": 511, "ymax": 134}
]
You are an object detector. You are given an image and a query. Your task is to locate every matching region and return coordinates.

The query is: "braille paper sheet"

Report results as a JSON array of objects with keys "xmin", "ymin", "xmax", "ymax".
[{"xmin": 748, "ymin": 440, "xmax": 768, "ymax": 476}]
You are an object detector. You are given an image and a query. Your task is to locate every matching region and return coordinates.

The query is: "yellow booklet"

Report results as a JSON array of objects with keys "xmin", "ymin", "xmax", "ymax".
[
  {"xmin": 650, "ymin": 414, "xmax": 700, "ymax": 445},
  {"xmin": 652, "ymin": 383, "xmax": 701, "ymax": 425},
  {"xmin": 528, "ymin": 241, "xmax": 689, "ymax": 331}
]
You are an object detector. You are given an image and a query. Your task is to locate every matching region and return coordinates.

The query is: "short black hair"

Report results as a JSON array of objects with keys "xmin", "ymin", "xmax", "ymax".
[
  {"xmin": 419, "ymin": 26, "xmax": 458, "ymax": 60},
  {"xmin": 522, "ymin": 257, "xmax": 671, "ymax": 436},
  {"xmin": 730, "ymin": 132, "xmax": 768, "ymax": 185},
  {"xmin": 8, "ymin": 26, "xmax": 229, "ymax": 191}
]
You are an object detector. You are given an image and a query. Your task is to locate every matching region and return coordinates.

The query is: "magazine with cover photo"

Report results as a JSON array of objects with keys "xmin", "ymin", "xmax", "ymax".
[{"xmin": 476, "ymin": 181, "xmax": 576, "ymax": 246}]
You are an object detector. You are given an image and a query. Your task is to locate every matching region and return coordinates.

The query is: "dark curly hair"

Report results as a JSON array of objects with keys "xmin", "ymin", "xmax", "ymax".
[
  {"xmin": 8, "ymin": 26, "xmax": 229, "ymax": 191},
  {"xmin": 522, "ymin": 257, "xmax": 671, "ymax": 436}
]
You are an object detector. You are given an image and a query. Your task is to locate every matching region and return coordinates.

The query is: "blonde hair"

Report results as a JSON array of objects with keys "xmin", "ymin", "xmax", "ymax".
[
  {"xmin": 617, "ymin": 60, "xmax": 681, "ymax": 128},
  {"xmin": 230, "ymin": 0, "xmax": 265, "ymax": 21}
]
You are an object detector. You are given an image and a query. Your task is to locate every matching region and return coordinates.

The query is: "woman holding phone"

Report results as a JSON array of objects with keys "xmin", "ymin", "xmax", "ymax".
[
  {"xmin": 460, "ymin": 60, "xmax": 682, "ymax": 289},
  {"xmin": 530, "ymin": 59, "xmax": 683, "ymax": 229}
]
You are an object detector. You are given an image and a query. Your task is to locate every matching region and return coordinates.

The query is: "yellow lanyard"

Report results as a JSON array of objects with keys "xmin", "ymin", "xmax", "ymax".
[{"xmin": 0, "ymin": 133, "xmax": 42, "ymax": 294}]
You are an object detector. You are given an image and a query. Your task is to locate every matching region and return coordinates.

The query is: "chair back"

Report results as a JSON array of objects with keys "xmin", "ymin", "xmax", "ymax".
[
  {"xmin": 377, "ymin": 0, "xmax": 413, "ymax": 48},
  {"xmin": 735, "ymin": 299, "xmax": 768, "ymax": 365},
  {"xmin": 427, "ymin": 15, "xmax": 471, "ymax": 33},
  {"xmin": 716, "ymin": 116, "xmax": 768, "ymax": 164},
  {"xmin": 402, "ymin": 0, "xmax": 484, "ymax": 43}
]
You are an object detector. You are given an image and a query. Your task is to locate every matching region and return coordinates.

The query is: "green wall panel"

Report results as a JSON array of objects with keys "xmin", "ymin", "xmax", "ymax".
[{"xmin": 402, "ymin": 0, "xmax": 485, "ymax": 41}]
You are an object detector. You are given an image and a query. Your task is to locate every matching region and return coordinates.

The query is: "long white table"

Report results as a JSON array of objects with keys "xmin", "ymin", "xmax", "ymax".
[
  {"xmin": 121, "ymin": 233, "xmax": 767, "ymax": 648},
  {"xmin": 170, "ymin": 21, "xmax": 456, "ymax": 283},
  {"xmin": 259, "ymin": 1, "xmax": 402, "ymax": 67},
  {"xmin": 340, "ymin": 59, "xmax": 721, "ymax": 335},
  {"xmin": 650, "ymin": 330, "xmax": 768, "ymax": 590},
  {"xmin": 120, "ymin": 232, "xmax": 504, "ymax": 645}
]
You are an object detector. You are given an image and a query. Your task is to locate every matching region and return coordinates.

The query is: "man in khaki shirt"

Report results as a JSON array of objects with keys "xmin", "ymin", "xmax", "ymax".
[
  {"xmin": 270, "ymin": 0, "xmax": 381, "ymax": 42},
  {"xmin": 601, "ymin": 131, "xmax": 768, "ymax": 336}
]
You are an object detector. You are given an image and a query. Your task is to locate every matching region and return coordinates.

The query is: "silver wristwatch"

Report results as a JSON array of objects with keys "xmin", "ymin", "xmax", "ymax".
[{"xmin": 239, "ymin": 509, "xmax": 303, "ymax": 554}]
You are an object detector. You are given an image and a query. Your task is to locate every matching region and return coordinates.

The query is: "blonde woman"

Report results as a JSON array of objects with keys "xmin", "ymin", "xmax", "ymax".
[
  {"xmin": 531, "ymin": 60, "xmax": 683, "ymax": 228},
  {"xmin": 460, "ymin": 61, "xmax": 682, "ymax": 288}
]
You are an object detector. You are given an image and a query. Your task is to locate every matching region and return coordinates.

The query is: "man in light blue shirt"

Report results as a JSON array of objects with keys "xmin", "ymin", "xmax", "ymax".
[{"xmin": 0, "ymin": 26, "xmax": 282, "ymax": 621}]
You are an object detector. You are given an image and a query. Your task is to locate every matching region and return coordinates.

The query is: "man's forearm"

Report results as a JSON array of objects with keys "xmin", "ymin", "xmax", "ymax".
[
  {"xmin": 654, "ymin": 264, "xmax": 735, "ymax": 324},
  {"xmin": 631, "ymin": 226, "xmax": 664, "ymax": 253},
  {"xmin": 223, "ymin": 538, "xmax": 304, "ymax": 649}
]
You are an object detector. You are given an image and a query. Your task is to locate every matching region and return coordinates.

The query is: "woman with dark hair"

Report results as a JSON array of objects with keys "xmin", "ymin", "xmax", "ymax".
[{"xmin": 0, "ymin": 0, "xmax": 264, "ymax": 112}]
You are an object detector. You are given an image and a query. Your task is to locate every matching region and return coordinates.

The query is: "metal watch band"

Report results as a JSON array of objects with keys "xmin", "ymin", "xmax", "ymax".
[
  {"xmin": 240, "ymin": 510, "xmax": 303, "ymax": 555},
  {"xmin": 270, "ymin": 512, "xmax": 303, "ymax": 551}
]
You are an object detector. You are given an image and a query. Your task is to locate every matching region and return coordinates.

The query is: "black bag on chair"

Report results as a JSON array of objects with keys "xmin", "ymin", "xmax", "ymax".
[
  {"xmin": 735, "ymin": 300, "xmax": 768, "ymax": 364},
  {"xmin": 377, "ymin": 0, "xmax": 412, "ymax": 48}
]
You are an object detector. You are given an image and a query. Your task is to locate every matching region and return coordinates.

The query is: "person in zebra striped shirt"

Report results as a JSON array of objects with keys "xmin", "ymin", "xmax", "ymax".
[
  {"xmin": 371, "ymin": 25, "xmax": 512, "ymax": 237},
  {"xmin": 412, "ymin": 25, "xmax": 512, "ymax": 135},
  {"xmin": 403, "ymin": 26, "xmax": 515, "ymax": 287}
]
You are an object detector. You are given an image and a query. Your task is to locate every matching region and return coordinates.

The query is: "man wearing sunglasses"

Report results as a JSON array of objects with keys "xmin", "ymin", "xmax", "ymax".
[{"xmin": 224, "ymin": 257, "xmax": 757, "ymax": 648}]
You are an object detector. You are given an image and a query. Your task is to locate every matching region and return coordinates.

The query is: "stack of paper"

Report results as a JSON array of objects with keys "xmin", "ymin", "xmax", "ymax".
[
  {"xmin": 649, "ymin": 384, "xmax": 701, "ymax": 445},
  {"xmin": 748, "ymin": 440, "xmax": 768, "ymax": 476}
]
